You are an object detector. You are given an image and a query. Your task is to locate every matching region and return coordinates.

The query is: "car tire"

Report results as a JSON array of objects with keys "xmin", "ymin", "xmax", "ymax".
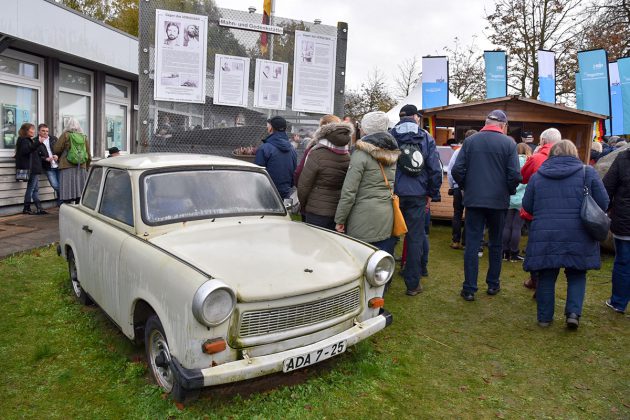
[
  {"xmin": 67, "ymin": 249, "xmax": 92, "ymax": 305},
  {"xmin": 144, "ymin": 315, "xmax": 190, "ymax": 402}
]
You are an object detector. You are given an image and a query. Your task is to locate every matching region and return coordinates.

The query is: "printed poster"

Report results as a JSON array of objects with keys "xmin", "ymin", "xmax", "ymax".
[
  {"xmin": 254, "ymin": 59, "xmax": 288, "ymax": 110},
  {"xmin": 421, "ymin": 56, "xmax": 448, "ymax": 109},
  {"xmin": 537, "ymin": 50, "xmax": 556, "ymax": 103},
  {"xmin": 292, "ymin": 30, "xmax": 336, "ymax": 114},
  {"xmin": 578, "ymin": 49, "xmax": 611, "ymax": 132},
  {"xmin": 154, "ymin": 9, "xmax": 207, "ymax": 103},
  {"xmin": 484, "ymin": 51, "xmax": 507, "ymax": 99},
  {"xmin": 213, "ymin": 55, "xmax": 250, "ymax": 107}
]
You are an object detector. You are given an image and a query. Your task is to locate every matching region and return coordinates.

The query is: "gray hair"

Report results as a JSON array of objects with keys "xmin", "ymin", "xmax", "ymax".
[
  {"xmin": 484, "ymin": 118, "xmax": 506, "ymax": 128},
  {"xmin": 540, "ymin": 128, "xmax": 561, "ymax": 145},
  {"xmin": 64, "ymin": 118, "xmax": 83, "ymax": 133},
  {"xmin": 550, "ymin": 139, "xmax": 578, "ymax": 158},
  {"xmin": 591, "ymin": 141, "xmax": 603, "ymax": 153}
]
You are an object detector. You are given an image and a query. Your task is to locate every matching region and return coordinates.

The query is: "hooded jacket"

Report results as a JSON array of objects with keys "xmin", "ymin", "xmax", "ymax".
[
  {"xmin": 390, "ymin": 117, "xmax": 442, "ymax": 200},
  {"xmin": 522, "ymin": 155, "xmax": 609, "ymax": 272},
  {"xmin": 297, "ymin": 122, "xmax": 352, "ymax": 217},
  {"xmin": 15, "ymin": 136, "xmax": 44, "ymax": 175},
  {"xmin": 334, "ymin": 132, "xmax": 400, "ymax": 243},
  {"xmin": 255, "ymin": 131, "xmax": 297, "ymax": 199},
  {"xmin": 509, "ymin": 155, "xmax": 528, "ymax": 210},
  {"xmin": 603, "ymin": 149, "xmax": 630, "ymax": 236}
]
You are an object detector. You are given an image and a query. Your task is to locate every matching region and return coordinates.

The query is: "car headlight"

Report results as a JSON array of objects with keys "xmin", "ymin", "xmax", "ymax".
[
  {"xmin": 192, "ymin": 280, "xmax": 236, "ymax": 327},
  {"xmin": 365, "ymin": 250, "xmax": 395, "ymax": 287}
]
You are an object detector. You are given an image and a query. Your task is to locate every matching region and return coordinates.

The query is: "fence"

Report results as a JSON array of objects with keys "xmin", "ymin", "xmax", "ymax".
[{"xmin": 137, "ymin": 0, "xmax": 348, "ymax": 161}]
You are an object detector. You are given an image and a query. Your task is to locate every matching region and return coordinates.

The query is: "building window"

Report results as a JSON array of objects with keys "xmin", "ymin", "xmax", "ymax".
[
  {"xmin": 0, "ymin": 50, "xmax": 43, "ymax": 155},
  {"xmin": 59, "ymin": 64, "xmax": 93, "ymax": 149},
  {"xmin": 105, "ymin": 77, "xmax": 131, "ymax": 154}
]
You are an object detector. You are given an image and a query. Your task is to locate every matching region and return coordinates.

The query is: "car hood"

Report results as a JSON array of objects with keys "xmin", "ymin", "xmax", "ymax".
[{"xmin": 148, "ymin": 218, "xmax": 365, "ymax": 302}]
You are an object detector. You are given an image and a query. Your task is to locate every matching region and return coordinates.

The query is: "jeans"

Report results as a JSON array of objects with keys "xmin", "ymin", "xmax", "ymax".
[
  {"xmin": 536, "ymin": 268, "xmax": 587, "ymax": 322},
  {"xmin": 462, "ymin": 207, "xmax": 506, "ymax": 293},
  {"xmin": 452, "ymin": 187, "xmax": 464, "ymax": 243},
  {"xmin": 610, "ymin": 238, "xmax": 630, "ymax": 312},
  {"xmin": 45, "ymin": 168, "xmax": 61, "ymax": 205},
  {"xmin": 421, "ymin": 209, "xmax": 430, "ymax": 270},
  {"xmin": 304, "ymin": 212, "xmax": 336, "ymax": 230},
  {"xmin": 399, "ymin": 196, "xmax": 426, "ymax": 291},
  {"xmin": 370, "ymin": 236, "xmax": 397, "ymax": 256},
  {"xmin": 24, "ymin": 174, "xmax": 40, "ymax": 207},
  {"xmin": 502, "ymin": 208, "xmax": 524, "ymax": 253}
]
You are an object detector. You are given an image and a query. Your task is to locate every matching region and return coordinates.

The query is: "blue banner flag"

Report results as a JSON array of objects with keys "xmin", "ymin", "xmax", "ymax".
[
  {"xmin": 537, "ymin": 50, "xmax": 555, "ymax": 103},
  {"xmin": 618, "ymin": 57, "xmax": 630, "ymax": 135},
  {"xmin": 575, "ymin": 72, "xmax": 583, "ymax": 110},
  {"xmin": 578, "ymin": 49, "xmax": 611, "ymax": 133},
  {"xmin": 609, "ymin": 62, "xmax": 624, "ymax": 135},
  {"xmin": 421, "ymin": 56, "xmax": 449, "ymax": 109},
  {"xmin": 484, "ymin": 51, "xmax": 507, "ymax": 99}
]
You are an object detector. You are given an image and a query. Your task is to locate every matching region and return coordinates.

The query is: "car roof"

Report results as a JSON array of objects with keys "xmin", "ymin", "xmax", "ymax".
[{"xmin": 93, "ymin": 153, "xmax": 261, "ymax": 170}]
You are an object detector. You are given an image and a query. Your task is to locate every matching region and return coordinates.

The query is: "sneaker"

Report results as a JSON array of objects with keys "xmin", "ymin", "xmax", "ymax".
[
  {"xmin": 35, "ymin": 209, "xmax": 49, "ymax": 215},
  {"xmin": 502, "ymin": 251, "xmax": 510, "ymax": 261},
  {"xmin": 405, "ymin": 286, "xmax": 423, "ymax": 296},
  {"xmin": 510, "ymin": 252, "xmax": 525, "ymax": 262},
  {"xmin": 450, "ymin": 242, "xmax": 463, "ymax": 250},
  {"xmin": 605, "ymin": 299, "xmax": 625, "ymax": 314},
  {"xmin": 566, "ymin": 313, "xmax": 580, "ymax": 330},
  {"xmin": 478, "ymin": 248, "xmax": 483, "ymax": 258},
  {"xmin": 538, "ymin": 320, "xmax": 552, "ymax": 328},
  {"xmin": 460, "ymin": 290, "xmax": 475, "ymax": 301},
  {"xmin": 487, "ymin": 286, "xmax": 501, "ymax": 296}
]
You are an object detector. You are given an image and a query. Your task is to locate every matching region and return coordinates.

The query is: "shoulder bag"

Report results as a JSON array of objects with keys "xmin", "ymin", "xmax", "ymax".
[
  {"xmin": 379, "ymin": 163, "xmax": 407, "ymax": 237},
  {"xmin": 580, "ymin": 166, "xmax": 610, "ymax": 242}
]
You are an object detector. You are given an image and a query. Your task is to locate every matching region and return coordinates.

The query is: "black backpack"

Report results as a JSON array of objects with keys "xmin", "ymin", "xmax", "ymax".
[{"xmin": 398, "ymin": 141, "xmax": 425, "ymax": 176}]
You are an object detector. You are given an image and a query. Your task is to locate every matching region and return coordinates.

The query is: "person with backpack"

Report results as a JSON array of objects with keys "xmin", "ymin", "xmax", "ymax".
[
  {"xmin": 390, "ymin": 104, "xmax": 442, "ymax": 296},
  {"xmin": 53, "ymin": 118, "xmax": 91, "ymax": 204}
]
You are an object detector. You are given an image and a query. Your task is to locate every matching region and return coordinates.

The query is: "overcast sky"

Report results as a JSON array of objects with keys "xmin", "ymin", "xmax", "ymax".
[{"xmin": 214, "ymin": 0, "xmax": 497, "ymax": 93}]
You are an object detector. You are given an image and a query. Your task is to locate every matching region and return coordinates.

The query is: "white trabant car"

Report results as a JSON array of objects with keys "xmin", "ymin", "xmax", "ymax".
[{"xmin": 58, "ymin": 153, "xmax": 394, "ymax": 401}]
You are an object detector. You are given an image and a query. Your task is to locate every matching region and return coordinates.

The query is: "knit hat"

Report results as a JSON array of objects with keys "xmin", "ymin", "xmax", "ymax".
[
  {"xmin": 267, "ymin": 116, "xmax": 287, "ymax": 132},
  {"xmin": 361, "ymin": 111, "xmax": 389, "ymax": 135}
]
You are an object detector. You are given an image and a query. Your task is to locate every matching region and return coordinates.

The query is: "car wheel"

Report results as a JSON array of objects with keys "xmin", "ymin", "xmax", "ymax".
[
  {"xmin": 67, "ymin": 249, "xmax": 92, "ymax": 305},
  {"xmin": 144, "ymin": 315, "xmax": 189, "ymax": 402}
]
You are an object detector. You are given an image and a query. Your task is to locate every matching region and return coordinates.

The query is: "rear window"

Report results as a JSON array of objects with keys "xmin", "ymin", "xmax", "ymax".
[{"xmin": 141, "ymin": 169, "xmax": 285, "ymax": 225}]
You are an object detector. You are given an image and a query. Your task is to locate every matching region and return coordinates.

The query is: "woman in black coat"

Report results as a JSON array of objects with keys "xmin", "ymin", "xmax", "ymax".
[
  {"xmin": 522, "ymin": 140, "xmax": 609, "ymax": 329},
  {"xmin": 15, "ymin": 123, "xmax": 46, "ymax": 214}
]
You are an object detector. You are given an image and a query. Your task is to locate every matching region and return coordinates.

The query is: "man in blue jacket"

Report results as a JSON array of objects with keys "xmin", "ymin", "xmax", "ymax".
[
  {"xmin": 255, "ymin": 116, "xmax": 297, "ymax": 199},
  {"xmin": 452, "ymin": 110, "xmax": 521, "ymax": 301},
  {"xmin": 391, "ymin": 104, "xmax": 442, "ymax": 296}
]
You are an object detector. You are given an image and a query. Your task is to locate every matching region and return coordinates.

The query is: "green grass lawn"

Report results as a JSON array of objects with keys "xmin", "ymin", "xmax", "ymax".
[{"xmin": 1, "ymin": 225, "xmax": 628, "ymax": 419}]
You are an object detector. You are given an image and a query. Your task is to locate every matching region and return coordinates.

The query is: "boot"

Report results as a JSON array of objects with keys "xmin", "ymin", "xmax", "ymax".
[
  {"xmin": 35, "ymin": 202, "xmax": 48, "ymax": 215},
  {"xmin": 22, "ymin": 204, "xmax": 33, "ymax": 215}
]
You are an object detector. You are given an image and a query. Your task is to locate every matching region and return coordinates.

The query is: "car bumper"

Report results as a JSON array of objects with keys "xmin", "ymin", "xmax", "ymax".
[{"xmin": 171, "ymin": 309, "xmax": 393, "ymax": 390}]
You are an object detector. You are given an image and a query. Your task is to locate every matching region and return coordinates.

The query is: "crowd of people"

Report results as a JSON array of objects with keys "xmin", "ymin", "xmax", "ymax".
[
  {"xmin": 15, "ymin": 118, "xmax": 91, "ymax": 214},
  {"xmin": 255, "ymin": 108, "xmax": 628, "ymax": 330}
]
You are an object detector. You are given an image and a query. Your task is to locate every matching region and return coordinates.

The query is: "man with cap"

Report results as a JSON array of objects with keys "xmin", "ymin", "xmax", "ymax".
[
  {"xmin": 107, "ymin": 147, "xmax": 121, "ymax": 158},
  {"xmin": 255, "ymin": 116, "xmax": 297, "ymax": 199},
  {"xmin": 451, "ymin": 110, "xmax": 521, "ymax": 301},
  {"xmin": 390, "ymin": 104, "xmax": 443, "ymax": 296},
  {"xmin": 522, "ymin": 131, "xmax": 537, "ymax": 153}
]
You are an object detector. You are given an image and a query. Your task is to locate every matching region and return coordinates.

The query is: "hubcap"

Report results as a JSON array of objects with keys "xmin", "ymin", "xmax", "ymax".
[
  {"xmin": 148, "ymin": 329, "xmax": 174, "ymax": 392},
  {"xmin": 69, "ymin": 258, "xmax": 82, "ymax": 298}
]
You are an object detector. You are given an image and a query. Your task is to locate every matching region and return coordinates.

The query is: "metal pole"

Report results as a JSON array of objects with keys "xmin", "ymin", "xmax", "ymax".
[{"xmin": 268, "ymin": 0, "xmax": 275, "ymax": 118}]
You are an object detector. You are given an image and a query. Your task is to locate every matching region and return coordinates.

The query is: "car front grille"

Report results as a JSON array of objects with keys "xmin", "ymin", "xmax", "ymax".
[{"xmin": 239, "ymin": 287, "xmax": 361, "ymax": 338}]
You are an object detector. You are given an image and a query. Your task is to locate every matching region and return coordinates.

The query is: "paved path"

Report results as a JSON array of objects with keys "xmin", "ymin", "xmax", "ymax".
[{"xmin": 0, "ymin": 208, "xmax": 59, "ymax": 258}]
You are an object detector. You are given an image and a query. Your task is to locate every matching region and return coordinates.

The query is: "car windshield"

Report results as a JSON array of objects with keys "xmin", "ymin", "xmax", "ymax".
[{"xmin": 142, "ymin": 169, "xmax": 285, "ymax": 224}]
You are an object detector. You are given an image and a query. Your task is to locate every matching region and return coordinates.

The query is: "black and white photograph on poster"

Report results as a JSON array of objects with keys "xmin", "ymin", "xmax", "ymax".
[
  {"xmin": 154, "ymin": 9, "xmax": 207, "ymax": 103},
  {"xmin": 213, "ymin": 54, "xmax": 250, "ymax": 107},
  {"xmin": 254, "ymin": 59, "xmax": 288, "ymax": 110},
  {"xmin": 292, "ymin": 31, "xmax": 336, "ymax": 114}
]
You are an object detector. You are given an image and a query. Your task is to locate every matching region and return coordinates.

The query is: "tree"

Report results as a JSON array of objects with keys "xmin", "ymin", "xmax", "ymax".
[
  {"xmin": 344, "ymin": 68, "xmax": 396, "ymax": 120},
  {"xmin": 582, "ymin": 0, "xmax": 630, "ymax": 61},
  {"xmin": 486, "ymin": 0, "xmax": 588, "ymax": 99},
  {"xmin": 107, "ymin": 0, "xmax": 139, "ymax": 36},
  {"xmin": 394, "ymin": 56, "xmax": 420, "ymax": 100},
  {"xmin": 443, "ymin": 37, "xmax": 485, "ymax": 102}
]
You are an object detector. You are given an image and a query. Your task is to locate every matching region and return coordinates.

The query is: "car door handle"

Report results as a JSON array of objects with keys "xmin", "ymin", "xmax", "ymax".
[{"xmin": 82, "ymin": 225, "xmax": 93, "ymax": 234}]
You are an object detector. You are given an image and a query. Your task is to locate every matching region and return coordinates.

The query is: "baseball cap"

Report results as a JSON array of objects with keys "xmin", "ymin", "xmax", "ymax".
[
  {"xmin": 399, "ymin": 104, "xmax": 421, "ymax": 118},
  {"xmin": 267, "ymin": 116, "xmax": 287, "ymax": 131},
  {"xmin": 521, "ymin": 131, "xmax": 533, "ymax": 139},
  {"xmin": 487, "ymin": 110, "xmax": 508, "ymax": 123}
]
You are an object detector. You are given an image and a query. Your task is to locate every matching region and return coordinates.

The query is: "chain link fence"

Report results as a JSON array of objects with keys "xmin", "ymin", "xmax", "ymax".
[{"xmin": 137, "ymin": 0, "xmax": 347, "ymax": 162}]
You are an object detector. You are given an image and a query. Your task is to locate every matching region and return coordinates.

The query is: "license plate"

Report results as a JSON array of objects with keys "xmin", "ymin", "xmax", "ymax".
[{"xmin": 282, "ymin": 340, "xmax": 347, "ymax": 373}]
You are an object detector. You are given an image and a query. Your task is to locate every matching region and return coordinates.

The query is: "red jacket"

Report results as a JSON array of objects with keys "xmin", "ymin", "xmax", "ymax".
[{"xmin": 521, "ymin": 143, "xmax": 552, "ymax": 184}]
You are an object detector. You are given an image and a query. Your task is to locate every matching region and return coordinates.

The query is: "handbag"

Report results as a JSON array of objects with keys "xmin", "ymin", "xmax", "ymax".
[
  {"xmin": 379, "ymin": 163, "xmax": 408, "ymax": 237},
  {"xmin": 580, "ymin": 166, "xmax": 610, "ymax": 242},
  {"xmin": 15, "ymin": 169, "xmax": 30, "ymax": 181}
]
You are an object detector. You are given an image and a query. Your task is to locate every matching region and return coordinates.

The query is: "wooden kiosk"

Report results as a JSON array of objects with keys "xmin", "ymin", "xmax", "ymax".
[{"xmin": 421, "ymin": 96, "xmax": 608, "ymax": 219}]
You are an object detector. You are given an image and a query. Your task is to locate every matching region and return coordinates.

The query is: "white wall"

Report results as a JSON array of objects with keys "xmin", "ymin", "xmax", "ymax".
[{"xmin": 0, "ymin": 0, "xmax": 138, "ymax": 75}]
